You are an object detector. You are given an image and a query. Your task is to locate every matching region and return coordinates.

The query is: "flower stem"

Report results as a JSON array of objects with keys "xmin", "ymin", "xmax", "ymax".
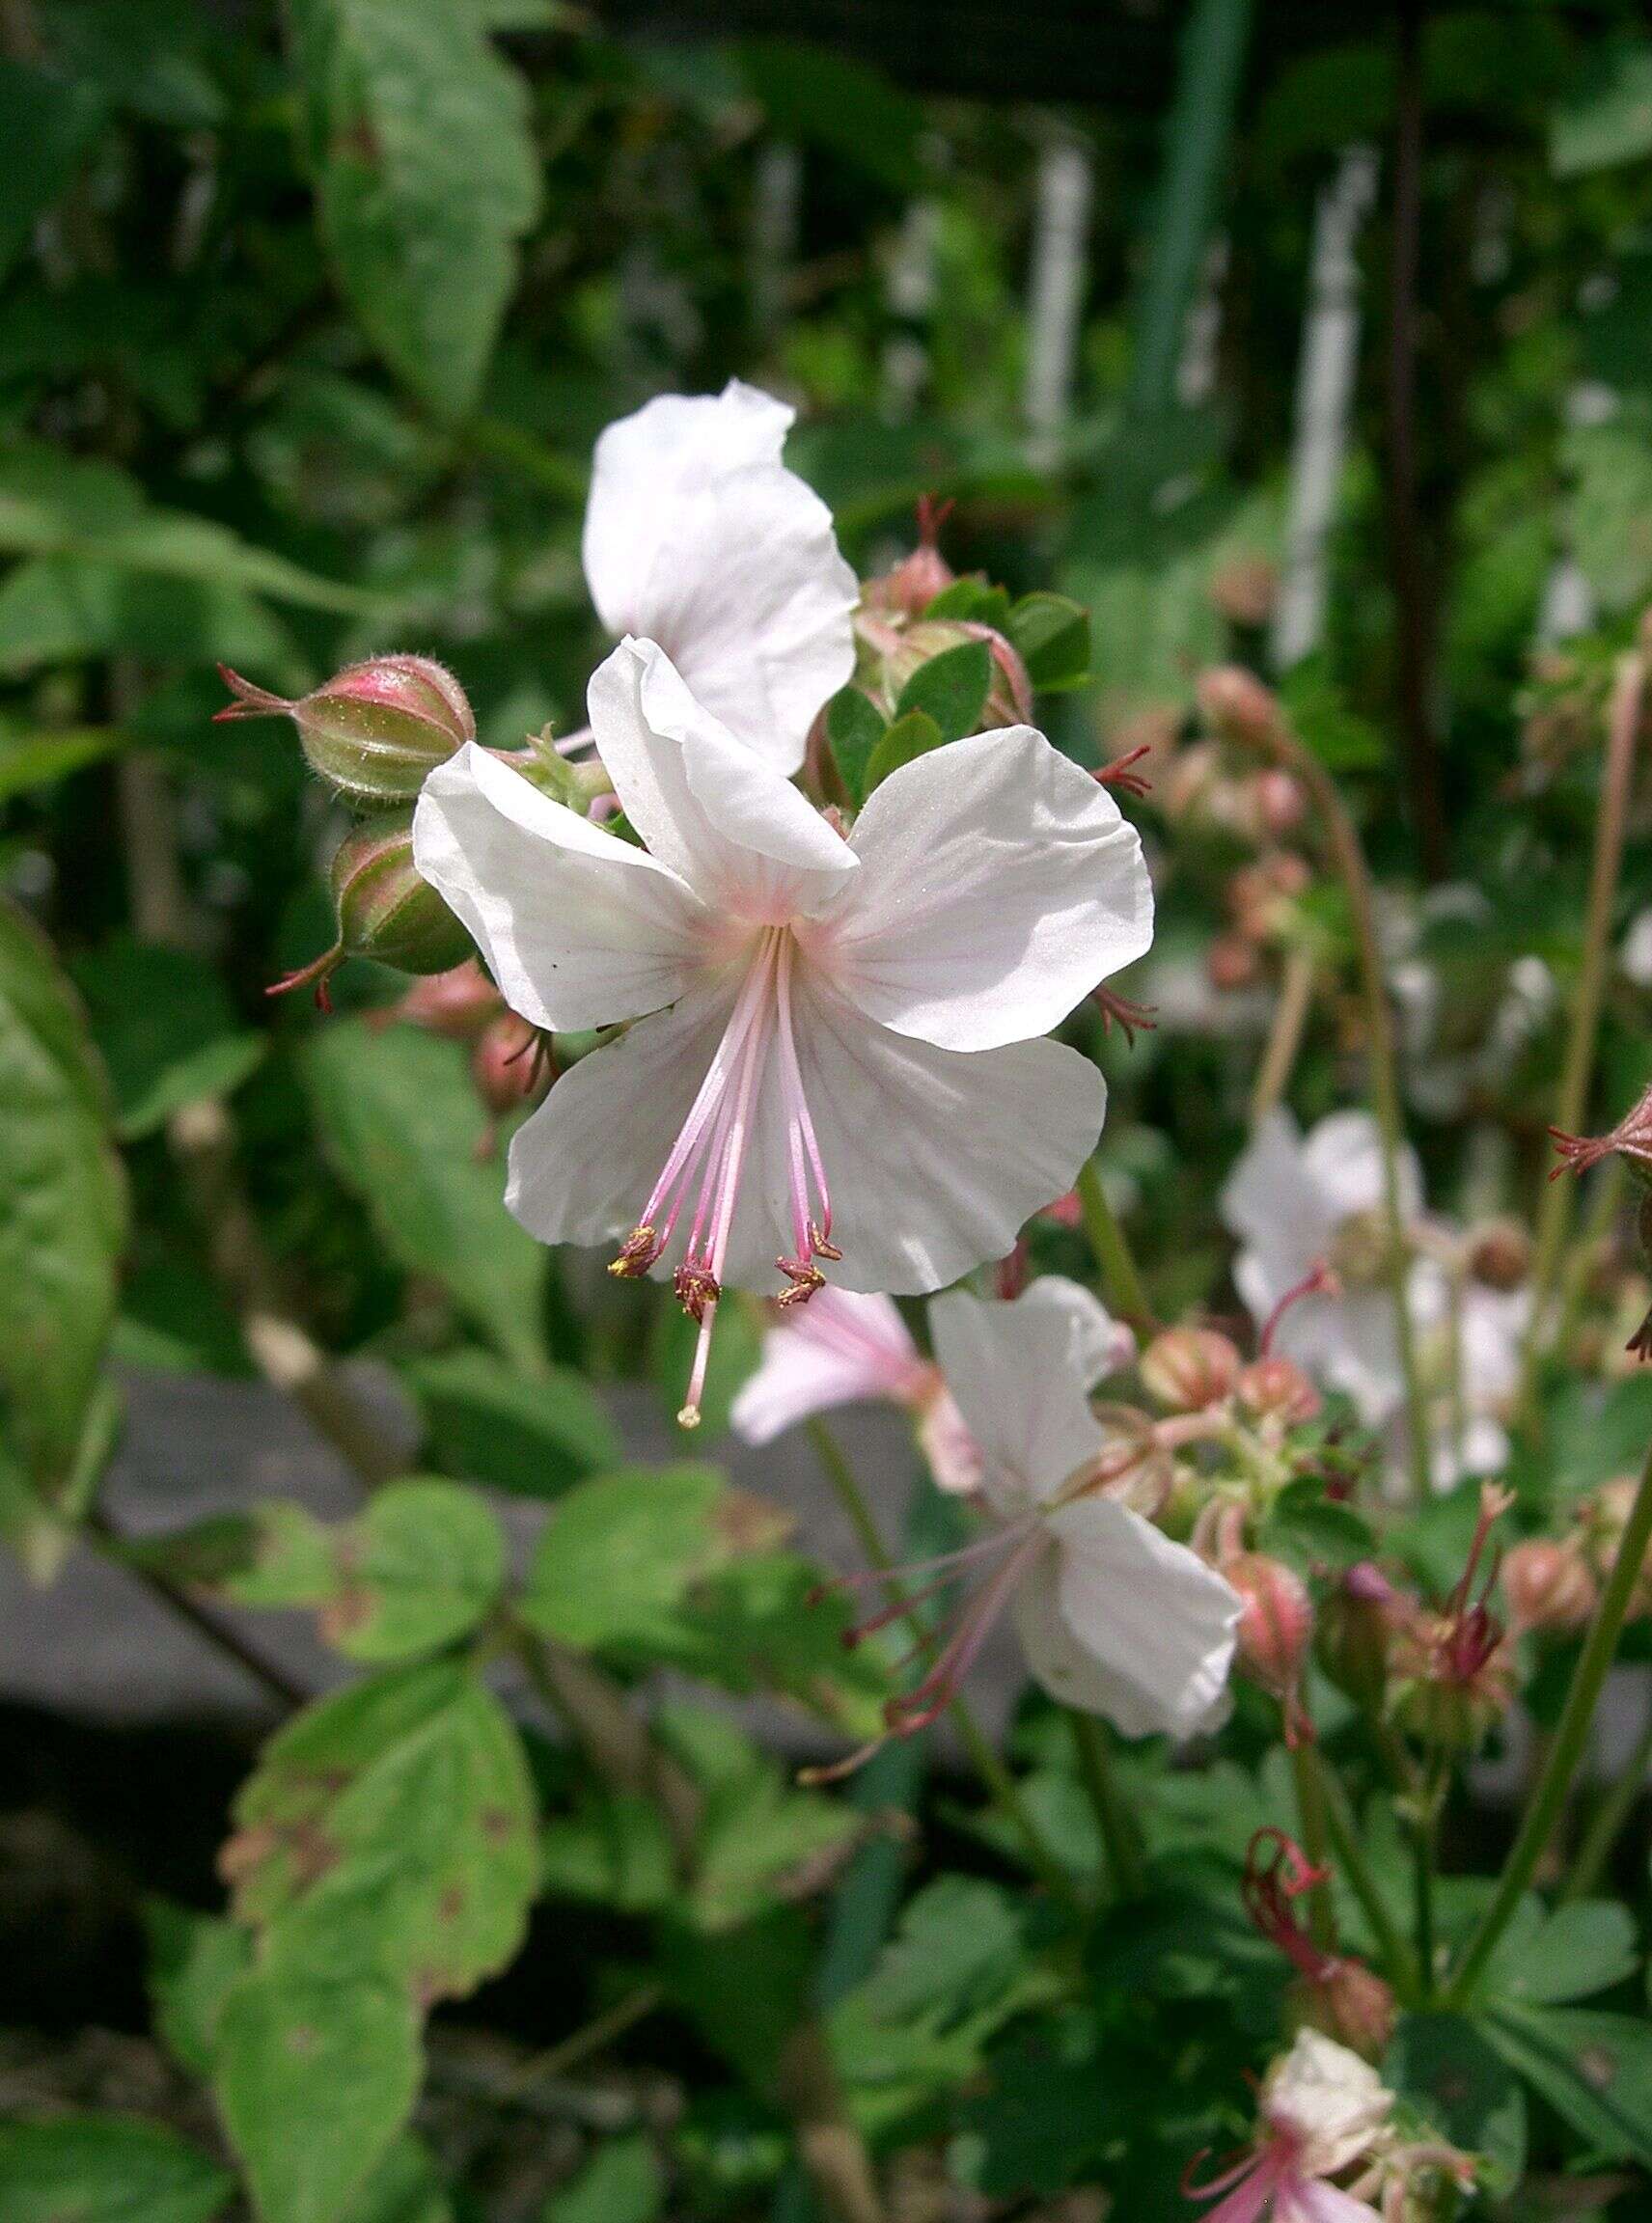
[
  {"xmin": 806, "ymin": 1418, "xmax": 1080, "ymax": 1908},
  {"xmin": 1289, "ymin": 1738, "xmax": 1335, "ymax": 1950},
  {"xmin": 1251, "ymin": 947, "xmax": 1316, "ymax": 1127},
  {"xmin": 1520, "ymin": 648, "xmax": 1644, "ymax": 1407},
  {"xmin": 1070, "ymin": 1711, "xmax": 1145, "ymax": 1899},
  {"xmin": 1559, "ymin": 1702, "xmax": 1652, "ymax": 1906},
  {"xmin": 1239, "ymin": 713, "xmax": 1431, "ymax": 1500},
  {"xmin": 1075, "ymin": 1156, "xmax": 1151, "ymax": 1325},
  {"xmin": 1308, "ymin": 1744, "xmax": 1420, "ymax": 1997},
  {"xmin": 1446, "ymin": 1432, "xmax": 1652, "ymax": 2005},
  {"xmin": 1410, "ymin": 1749, "xmax": 1447, "ymax": 2005}
]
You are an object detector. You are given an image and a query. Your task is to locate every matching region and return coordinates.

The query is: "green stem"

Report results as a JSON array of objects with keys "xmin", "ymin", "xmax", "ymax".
[
  {"xmin": 806, "ymin": 1418, "xmax": 1080, "ymax": 1909},
  {"xmin": 1559, "ymin": 1700, "xmax": 1652, "ymax": 1906},
  {"xmin": 1521, "ymin": 650, "xmax": 1644, "ymax": 1406},
  {"xmin": 1243, "ymin": 716, "xmax": 1431, "ymax": 1500},
  {"xmin": 1070, "ymin": 1712, "xmax": 1145, "ymax": 1898},
  {"xmin": 1308, "ymin": 1745, "xmax": 1420, "ymax": 1997},
  {"xmin": 1447, "ymin": 1433, "xmax": 1652, "ymax": 2005},
  {"xmin": 1075, "ymin": 1156, "xmax": 1151, "ymax": 1324},
  {"xmin": 1290, "ymin": 1740, "xmax": 1335, "ymax": 1950},
  {"xmin": 1411, "ymin": 1750, "xmax": 1447, "ymax": 2005}
]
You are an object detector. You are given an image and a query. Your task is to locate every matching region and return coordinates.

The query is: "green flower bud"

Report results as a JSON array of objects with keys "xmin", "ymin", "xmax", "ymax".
[
  {"xmin": 216, "ymin": 655, "xmax": 474, "ymax": 806},
  {"xmin": 271, "ymin": 812, "xmax": 471, "ymax": 1010}
]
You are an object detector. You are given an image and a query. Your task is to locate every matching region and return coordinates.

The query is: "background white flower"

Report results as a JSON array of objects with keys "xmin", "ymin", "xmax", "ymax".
[{"xmin": 581, "ymin": 381, "xmax": 858, "ymax": 773}]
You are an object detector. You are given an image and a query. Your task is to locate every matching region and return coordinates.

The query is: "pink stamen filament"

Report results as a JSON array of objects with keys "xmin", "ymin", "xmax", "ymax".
[
  {"xmin": 883, "ymin": 1523, "xmax": 1047, "ymax": 1736},
  {"xmin": 1259, "ymin": 1259, "xmax": 1339, "ymax": 1357},
  {"xmin": 617, "ymin": 927, "xmax": 838, "ymax": 1429}
]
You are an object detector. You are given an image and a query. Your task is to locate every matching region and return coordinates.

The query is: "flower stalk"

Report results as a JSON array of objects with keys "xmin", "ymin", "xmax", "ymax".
[
  {"xmin": 1446, "ymin": 1431, "xmax": 1652, "ymax": 2004},
  {"xmin": 1076, "ymin": 1155, "xmax": 1151, "ymax": 1324}
]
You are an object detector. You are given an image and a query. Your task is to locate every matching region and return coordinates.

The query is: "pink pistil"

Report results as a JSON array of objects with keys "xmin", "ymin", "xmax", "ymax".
[
  {"xmin": 609, "ymin": 927, "xmax": 839, "ymax": 1427},
  {"xmin": 1259, "ymin": 1259, "xmax": 1340, "ymax": 1357}
]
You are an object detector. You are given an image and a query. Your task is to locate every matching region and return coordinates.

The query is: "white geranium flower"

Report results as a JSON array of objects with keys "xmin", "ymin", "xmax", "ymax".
[
  {"xmin": 415, "ymin": 639, "xmax": 1151, "ymax": 1423},
  {"xmin": 1189, "ymin": 2030, "xmax": 1393, "ymax": 2223},
  {"xmin": 1222, "ymin": 1110, "xmax": 1424, "ymax": 1426},
  {"xmin": 1387, "ymin": 1261, "xmax": 1529, "ymax": 1495},
  {"xmin": 861, "ymin": 1284, "xmax": 1242, "ymax": 1741},
  {"xmin": 730, "ymin": 1276, "xmax": 1133, "ymax": 1496},
  {"xmin": 581, "ymin": 382, "xmax": 858, "ymax": 773}
]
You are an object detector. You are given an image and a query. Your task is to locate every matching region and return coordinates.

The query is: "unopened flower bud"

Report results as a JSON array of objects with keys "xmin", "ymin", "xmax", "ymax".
[
  {"xmin": 272, "ymin": 812, "xmax": 473, "ymax": 1008},
  {"xmin": 1289, "ymin": 1959, "xmax": 1397, "ymax": 2064},
  {"xmin": 1468, "ymin": 1218, "xmax": 1531, "ymax": 1292},
  {"xmin": 1501, "ymin": 1538, "xmax": 1596, "ymax": 1633},
  {"xmin": 1209, "ymin": 556, "xmax": 1277, "ymax": 630},
  {"xmin": 377, "ymin": 959, "xmax": 503, "ymax": 1041},
  {"xmin": 1162, "ymin": 738, "xmax": 1224, "ymax": 823},
  {"xmin": 1254, "ymin": 768, "xmax": 1308, "ymax": 837},
  {"xmin": 1228, "ymin": 852, "xmax": 1312, "ymax": 944},
  {"xmin": 1238, "ymin": 1356, "xmax": 1321, "ymax": 1427},
  {"xmin": 1141, "ymin": 1326, "xmax": 1241, "ymax": 1413},
  {"xmin": 1316, "ymin": 1563, "xmax": 1402, "ymax": 1713},
  {"xmin": 856, "ymin": 617, "xmax": 1032, "ymax": 729},
  {"xmin": 1207, "ymin": 932, "xmax": 1261, "ymax": 992},
  {"xmin": 1225, "ymin": 1551, "xmax": 1313, "ymax": 1696},
  {"xmin": 217, "ymin": 655, "xmax": 474, "ymax": 807},
  {"xmin": 471, "ymin": 1011, "xmax": 549, "ymax": 1119},
  {"xmin": 862, "ymin": 545, "xmax": 956, "ymax": 620},
  {"xmin": 1197, "ymin": 664, "xmax": 1281, "ymax": 750}
]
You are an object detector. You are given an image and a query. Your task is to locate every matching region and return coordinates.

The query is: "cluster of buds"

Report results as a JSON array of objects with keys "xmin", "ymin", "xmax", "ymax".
[
  {"xmin": 218, "ymin": 655, "xmax": 478, "ymax": 1005},
  {"xmin": 1243, "ymin": 1829, "xmax": 1397, "ymax": 2060},
  {"xmin": 848, "ymin": 502, "xmax": 1033, "ymax": 738},
  {"xmin": 373, "ymin": 960, "xmax": 553, "ymax": 1156},
  {"xmin": 1161, "ymin": 667, "xmax": 1307, "ymax": 847}
]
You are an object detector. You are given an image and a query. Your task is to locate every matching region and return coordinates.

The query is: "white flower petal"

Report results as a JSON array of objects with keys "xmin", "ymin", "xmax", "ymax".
[
  {"xmin": 1302, "ymin": 1108, "xmax": 1422, "ymax": 1225},
  {"xmin": 743, "ymin": 975, "xmax": 1107, "ymax": 1297},
  {"xmin": 504, "ymin": 977, "xmax": 739, "ymax": 1251},
  {"xmin": 1263, "ymin": 2030, "xmax": 1391, "ymax": 2178},
  {"xmin": 582, "ymin": 382, "xmax": 857, "ymax": 772},
  {"xmin": 816, "ymin": 726, "xmax": 1153, "ymax": 1051},
  {"xmin": 588, "ymin": 640, "xmax": 857, "ymax": 917},
  {"xmin": 1222, "ymin": 1110, "xmax": 1335, "ymax": 1276},
  {"xmin": 413, "ymin": 743, "xmax": 708, "ymax": 1031},
  {"xmin": 730, "ymin": 1290, "xmax": 920, "ymax": 1445},
  {"xmin": 929, "ymin": 1285, "xmax": 1106, "ymax": 1518},
  {"xmin": 1040, "ymin": 1495, "xmax": 1241, "ymax": 1738},
  {"xmin": 1012, "ymin": 1275, "xmax": 1135, "ymax": 1386}
]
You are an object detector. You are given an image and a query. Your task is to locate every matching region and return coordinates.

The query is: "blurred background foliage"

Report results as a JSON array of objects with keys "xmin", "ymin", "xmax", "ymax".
[{"xmin": 8, "ymin": 1, "xmax": 1652, "ymax": 2216}]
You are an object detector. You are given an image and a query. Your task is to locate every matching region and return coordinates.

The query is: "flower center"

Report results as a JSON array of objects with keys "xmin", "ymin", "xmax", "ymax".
[{"xmin": 609, "ymin": 923, "xmax": 839, "ymax": 1427}]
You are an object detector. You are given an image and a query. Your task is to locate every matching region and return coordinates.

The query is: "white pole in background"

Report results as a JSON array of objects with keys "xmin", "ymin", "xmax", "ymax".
[
  {"xmin": 1024, "ymin": 125, "xmax": 1093, "ymax": 473},
  {"xmin": 1270, "ymin": 146, "xmax": 1380, "ymax": 671}
]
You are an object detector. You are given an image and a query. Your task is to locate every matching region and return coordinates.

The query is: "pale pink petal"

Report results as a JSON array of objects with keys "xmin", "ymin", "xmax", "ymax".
[
  {"xmin": 1276, "ymin": 2182, "xmax": 1382, "ymax": 2223},
  {"xmin": 918, "ymin": 1387, "xmax": 983, "ymax": 1496},
  {"xmin": 583, "ymin": 383, "xmax": 856, "ymax": 773},
  {"xmin": 413, "ymin": 743, "xmax": 708, "ymax": 1031},
  {"xmin": 814, "ymin": 726, "xmax": 1153, "ymax": 1052},
  {"xmin": 730, "ymin": 1290, "xmax": 922, "ymax": 1445},
  {"xmin": 588, "ymin": 640, "xmax": 856, "ymax": 918},
  {"xmin": 929, "ymin": 1286, "xmax": 1106, "ymax": 1518}
]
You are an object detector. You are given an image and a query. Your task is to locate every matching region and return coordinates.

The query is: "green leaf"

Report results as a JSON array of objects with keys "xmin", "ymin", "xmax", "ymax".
[
  {"xmin": 0, "ymin": 557, "xmax": 302, "ymax": 679},
  {"xmin": 305, "ymin": 1022, "xmax": 545, "ymax": 1374},
  {"xmin": 658, "ymin": 1905, "xmax": 814, "ymax": 2100},
  {"xmin": 0, "ymin": 65, "xmax": 108, "ymax": 283},
  {"xmin": 0, "ymin": 722, "xmax": 124, "ymax": 803},
  {"xmin": 338, "ymin": 2138, "xmax": 452, "ymax": 2223},
  {"xmin": 864, "ymin": 709, "xmax": 946, "ymax": 796},
  {"xmin": 544, "ymin": 2134, "xmax": 661, "ymax": 2223},
  {"xmin": 0, "ymin": 446, "xmax": 375, "ymax": 614},
  {"xmin": 690, "ymin": 1746, "xmax": 858, "ymax": 1932},
  {"xmin": 823, "ymin": 685, "xmax": 886, "ymax": 808},
  {"xmin": 1552, "ymin": 40, "xmax": 1652, "ymax": 176},
  {"xmin": 1481, "ymin": 1898, "xmax": 1639, "ymax": 2007},
  {"xmin": 739, "ymin": 40, "xmax": 922, "ymax": 194},
  {"xmin": 73, "ymin": 936, "xmax": 263, "ymax": 1140},
  {"xmin": 924, "ymin": 578, "xmax": 1011, "ymax": 629},
  {"xmin": 1005, "ymin": 592, "xmax": 1090, "ymax": 692},
  {"xmin": 0, "ymin": 898, "xmax": 125, "ymax": 1508},
  {"xmin": 894, "ymin": 640, "xmax": 991, "ymax": 742},
  {"xmin": 1258, "ymin": 1477, "xmax": 1376, "ymax": 1572},
  {"xmin": 225, "ymin": 1662, "xmax": 539, "ymax": 2004},
  {"xmin": 403, "ymin": 1347, "xmax": 619, "ymax": 1499},
  {"xmin": 144, "ymin": 1901, "xmax": 254, "ymax": 2078},
  {"xmin": 855, "ymin": 1877, "xmax": 1028, "ymax": 2031},
  {"xmin": 518, "ymin": 1465, "xmax": 764, "ymax": 1654},
  {"xmin": 1386, "ymin": 2013, "xmax": 1526, "ymax": 2197},
  {"xmin": 540, "ymin": 1786, "xmax": 676, "ymax": 1915},
  {"xmin": 288, "ymin": 0, "xmax": 540, "ymax": 418},
  {"xmin": 214, "ymin": 1966, "xmax": 422, "ymax": 2223},
  {"xmin": 1483, "ymin": 2005, "xmax": 1652, "ymax": 2167},
  {"xmin": 0, "ymin": 2119, "xmax": 233, "ymax": 2223}
]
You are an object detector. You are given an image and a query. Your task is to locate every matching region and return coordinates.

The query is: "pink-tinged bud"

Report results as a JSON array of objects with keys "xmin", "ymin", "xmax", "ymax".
[
  {"xmin": 1238, "ymin": 1356, "xmax": 1321, "ymax": 1427},
  {"xmin": 1140, "ymin": 1326, "xmax": 1242, "ymax": 1413},
  {"xmin": 1196, "ymin": 664, "xmax": 1281, "ymax": 750},
  {"xmin": 1316, "ymin": 1564, "xmax": 1403, "ymax": 1713},
  {"xmin": 1210, "ymin": 555, "xmax": 1278, "ymax": 629},
  {"xmin": 1290, "ymin": 1959, "xmax": 1398, "ymax": 2064},
  {"xmin": 329, "ymin": 813, "xmax": 471, "ymax": 974},
  {"xmin": 1468, "ymin": 1218, "xmax": 1531, "ymax": 1292},
  {"xmin": 1206, "ymin": 932, "xmax": 1261, "ymax": 992},
  {"xmin": 1501, "ymin": 1538, "xmax": 1597, "ymax": 1634},
  {"xmin": 855, "ymin": 616, "xmax": 1032, "ymax": 729},
  {"xmin": 1225, "ymin": 1552, "xmax": 1313, "ymax": 1697},
  {"xmin": 1254, "ymin": 768, "xmax": 1308, "ymax": 837},
  {"xmin": 217, "ymin": 655, "xmax": 474, "ymax": 807},
  {"xmin": 1161, "ymin": 738, "xmax": 1223, "ymax": 822},
  {"xmin": 862, "ymin": 547, "xmax": 957, "ymax": 620},
  {"xmin": 1227, "ymin": 852, "xmax": 1312, "ymax": 944},
  {"xmin": 471, "ymin": 1011, "xmax": 550, "ymax": 1120},
  {"xmin": 375, "ymin": 959, "xmax": 503, "ymax": 1041}
]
